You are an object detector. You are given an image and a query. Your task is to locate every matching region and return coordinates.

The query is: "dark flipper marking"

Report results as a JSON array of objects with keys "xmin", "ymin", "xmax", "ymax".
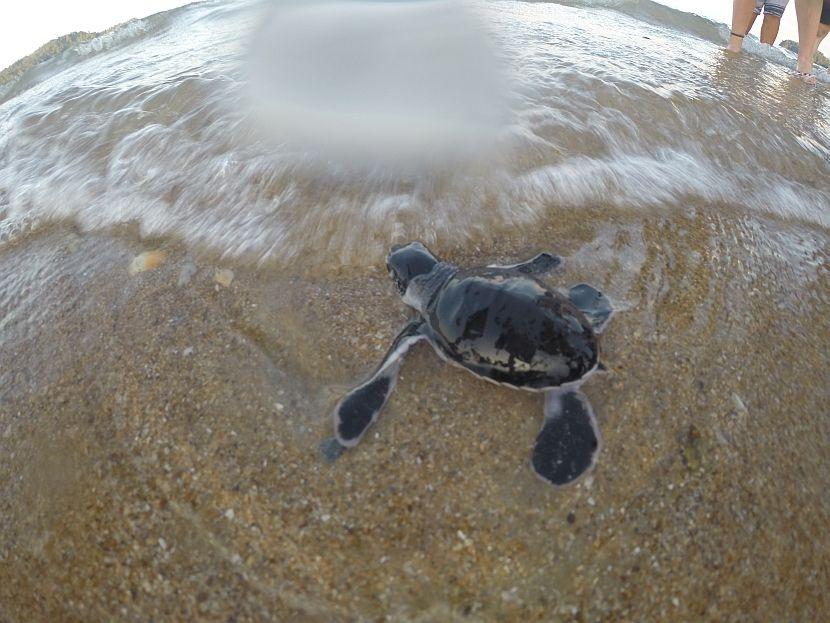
[
  {"xmin": 337, "ymin": 376, "xmax": 392, "ymax": 441},
  {"xmin": 489, "ymin": 252, "xmax": 562, "ymax": 275},
  {"xmin": 568, "ymin": 283, "xmax": 613, "ymax": 333},
  {"xmin": 332, "ymin": 319, "xmax": 426, "ymax": 450},
  {"xmin": 531, "ymin": 390, "xmax": 601, "ymax": 486}
]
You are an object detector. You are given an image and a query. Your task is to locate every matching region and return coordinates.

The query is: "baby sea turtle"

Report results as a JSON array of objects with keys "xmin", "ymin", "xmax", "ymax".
[{"xmin": 321, "ymin": 242, "xmax": 613, "ymax": 486}]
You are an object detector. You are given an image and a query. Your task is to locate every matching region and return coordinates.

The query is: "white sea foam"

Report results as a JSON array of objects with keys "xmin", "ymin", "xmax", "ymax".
[{"xmin": 0, "ymin": 0, "xmax": 827, "ymax": 266}]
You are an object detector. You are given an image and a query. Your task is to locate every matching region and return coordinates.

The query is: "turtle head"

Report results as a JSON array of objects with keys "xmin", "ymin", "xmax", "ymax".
[{"xmin": 386, "ymin": 242, "xmax": 438, "ymax": 296}]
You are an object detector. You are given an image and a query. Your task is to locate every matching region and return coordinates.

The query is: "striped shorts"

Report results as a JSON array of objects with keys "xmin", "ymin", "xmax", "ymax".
[{"xmin": 754, "ymin": 0, "xmax": 790, "ymax": 18}]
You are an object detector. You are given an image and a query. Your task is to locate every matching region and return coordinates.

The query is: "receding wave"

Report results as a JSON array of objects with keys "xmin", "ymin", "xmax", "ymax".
[
  {"xmin": 0, "ymin": 6, "xmax": 187, "ymax": 105},
  {"xmin": 0, "ymin": 0, "xmax": 828, "ymax": 269},
  {"xmin": 548, "ymin": 0, "xmax": 728, "ymax": 44}
]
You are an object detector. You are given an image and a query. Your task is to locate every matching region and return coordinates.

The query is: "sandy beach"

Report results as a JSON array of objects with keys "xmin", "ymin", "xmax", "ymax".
[
  {"xmin": 1, "ymin": 205, "xmax": 827, "ymax": 621},
  {"xmin": 2, "ymin": 0, "xmax": 830, "ymax": 619}
]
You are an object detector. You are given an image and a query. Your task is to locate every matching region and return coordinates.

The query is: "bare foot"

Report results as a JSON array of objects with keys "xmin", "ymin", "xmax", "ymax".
[
  {"xmin": 792, "ymin": 70, "xmax": 817, "ymax": 85},
  {"xmin": 726, "ymin": 33, "xmax": 744, "ymax": 53},
  {"xmin": 796, "ymin": 50, "xmax": 815, "ymax": 77}
]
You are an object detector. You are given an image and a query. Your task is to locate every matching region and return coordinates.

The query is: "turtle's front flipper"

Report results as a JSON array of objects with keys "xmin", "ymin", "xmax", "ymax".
[
  {"xmin": 568, "ymin": 283, "xmax": 613, "ymax": 333},
  {"xmin": 331, "ymin": 319, "xmax": 427, "ymax": 450},
  {"xmin": 531, "ymin": 390, "xmax": 601, "ymax": 486},
  {"xmin": 489, "ymin": 252, "xmax": 562, "ymax": 275}
]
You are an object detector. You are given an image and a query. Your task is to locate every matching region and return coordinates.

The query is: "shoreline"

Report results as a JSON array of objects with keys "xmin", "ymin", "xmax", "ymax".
[{"xmin": 1, "ymin": 208, "xmax": 827, "ymax": 620}]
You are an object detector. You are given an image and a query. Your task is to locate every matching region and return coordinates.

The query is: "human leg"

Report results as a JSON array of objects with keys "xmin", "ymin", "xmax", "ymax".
[
  {"xmin": 813, "ymin": 22, "xmax": 830, "ymax": 57},
  {"xmin": 794, "ymin": 0, "xmax": 822, "ymax": 76},
  {"xmin": 728, "ymin": 0, "xmax": 761, "ymax": 52},
  {"xmin": 746, "ymin": 12, "xmax": 760, "ymax": 35},
  {"xmin": 759, "ymin": 1, "xmax": 789, "ymax": 42},
  {"xmin": 819, "ymin": 0, "xmax": 830, "ymax": 55},
  {"xmin": 760, "ymin": 15, "xmax": 783, "ymax": 43}
]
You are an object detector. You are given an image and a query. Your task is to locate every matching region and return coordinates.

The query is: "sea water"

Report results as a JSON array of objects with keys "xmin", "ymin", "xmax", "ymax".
[{"xmin": 0, "ymin": 0, "xmax": 827, "ymax": 269}]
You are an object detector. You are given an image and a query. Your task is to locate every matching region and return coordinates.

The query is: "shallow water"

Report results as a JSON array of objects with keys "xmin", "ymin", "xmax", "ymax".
[
  {"xmin": 0, "ymin": 0, "xmax": 829, "ymax": 620},
  {"xmin": 1, "ymin": 212, "xmax": 827, "ymax": 620}
]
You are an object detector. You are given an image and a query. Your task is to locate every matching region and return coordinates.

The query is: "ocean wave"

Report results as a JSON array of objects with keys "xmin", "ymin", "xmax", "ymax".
[
  {"xmin": 543, "ymin": 0, "xmax": 728, "ymax": 43},
  {"xmin": 0, "ymin": 0, "xmax": 828, "ymax": 267},
  {"xmin": 0, "ymin": 4, "xmax": 190, "ymax": 105},
  {"xmin": 67, "ymin": 17, "xmax": 159, "ymax": 58}
]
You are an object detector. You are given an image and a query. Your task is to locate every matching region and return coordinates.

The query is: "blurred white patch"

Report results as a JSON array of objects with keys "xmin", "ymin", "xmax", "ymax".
[{"xmin": 247, "ymin": 0, "xmax": 508, "ymax": 166}]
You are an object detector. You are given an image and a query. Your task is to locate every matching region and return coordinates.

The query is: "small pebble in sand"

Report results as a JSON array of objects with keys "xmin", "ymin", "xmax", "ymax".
[
  {"xmin": 731, "ymin": 393, "xmax": 748, "ymax": 415},
  {"xmin": 183, "ymin": 347, "xmax": 194, "ymax": 357},
  {"xmin": 214, "ymin": 268, "xmax": 234, "ymax": 287},
  {"xmin": 178, "ymin": 261, "xmax": 197, "ymax": 286},
  {"xmin": 224, "ymin": 508, "xmax": 235, "ymax": 520},
  {"xmin": 128, "ymin": 250, "xmax": 166, "ymax": 275}
]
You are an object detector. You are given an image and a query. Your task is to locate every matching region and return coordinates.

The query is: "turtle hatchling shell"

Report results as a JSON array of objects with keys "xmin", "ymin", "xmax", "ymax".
[{"xmin": 426, "ymin": 269, "xmax": 598, "ymax": 389}]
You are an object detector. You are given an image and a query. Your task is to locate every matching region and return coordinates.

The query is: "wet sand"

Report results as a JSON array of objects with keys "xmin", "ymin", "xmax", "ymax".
[{"xmin": 0, "ymin": 208, "xmax": 828, "ymax": 621}]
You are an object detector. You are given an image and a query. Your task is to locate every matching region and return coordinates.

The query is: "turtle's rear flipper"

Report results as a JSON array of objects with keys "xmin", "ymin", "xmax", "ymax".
[
  {"xmin": 332, "ymin": 319, "xmax": 426, "ymax": 450},
  {"xmin": 531, "ymin": 390, "xmax": 601, "ymax": 486},
  {"xmin": 489, "ymin": 252, "xmax": 562, "ymax": 275},
  {"xmin": 568, "ymin": 283, "xmax": 613, "ymax": 333}
]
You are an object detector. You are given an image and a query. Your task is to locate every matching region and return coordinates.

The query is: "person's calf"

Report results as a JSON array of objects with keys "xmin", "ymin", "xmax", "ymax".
[
  {"xmin": 813, "ymin": 23, "xmax": 830, "ymax": 58},
  {"xmin": 760, "ymin": 15, "xmax": 782, "ymax": 44},
  {"xmin": 728, "ymin": 0, "xmax": 757, "ymax": 52}
]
